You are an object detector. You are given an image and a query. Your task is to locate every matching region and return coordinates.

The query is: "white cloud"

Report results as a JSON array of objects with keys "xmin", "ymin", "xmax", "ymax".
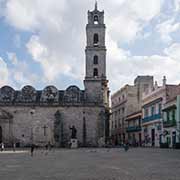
[
  {"xmin": 26, "ymin": 35, "xmax": 83, "ymax": 82},
  {"xmin": 26, "ymin": 35, "xmax": 48, "ymax": 62},
  {"xmin": 106, "ymin": 0, "xmax": 163, "ymax": 44},
  {"xmin": 156, "ymin": 18, "xmax": 180, "ymax": 43},
  {"xmin": 6, "ymin": 52, "xmax": 41, "ymax": 88},
  {"xmin": 0, "ymin": 57, "xmax": 9, "ymax": 86},
  {"xmin": 5, "ymin": 0, "xmax": 67, "ymax": 31},
  {"xmin": 164, "ymin": 43, "xmax": 180, "ymax": 60},
  {"xmin": 107, "ymin": 46, "xmax": 180, "ymax": 91},
  {"xmin": 7, "ymin": 52, "xmax": 18, "ymax": 65},
  {"xmin": 107, "ymin": 15, "xmax": 141, "ymax": 44},
  {"xmin": 2, "ymin": 0, "xmax": 180, "ymax": 93},
  {"xmin": 174, "ymin": 0, "xmax": 180, "ymax": 11},
  {"xmin": 128, "ymin": 0, "xmax": 163, "ymax": 21}
]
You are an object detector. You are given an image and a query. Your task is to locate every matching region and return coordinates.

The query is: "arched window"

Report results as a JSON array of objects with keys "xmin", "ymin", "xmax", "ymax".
[
  {"xmin": 94, "ymin": 15, "xmax": 99, "ymax": 24},
  {"xmin": 93, "ymin": 55, "xmax": 98, "ymax": 64},
  {"xmin": 93, "ymin": 34, "xmax": 99, "ymax": 46},
  {"xmin": 93, "ymin": 68, "xmax": 98, "ymax": 77}
]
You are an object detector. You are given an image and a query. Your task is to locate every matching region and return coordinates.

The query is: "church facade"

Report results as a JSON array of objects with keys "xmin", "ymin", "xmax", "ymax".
[{"xmin": 0, "ymin": 4, "xmax": 110, "ymax": 147}]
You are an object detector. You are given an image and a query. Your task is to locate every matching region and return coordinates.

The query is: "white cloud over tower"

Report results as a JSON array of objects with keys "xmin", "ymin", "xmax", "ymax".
[{"xmin": 0, "ymin": 0, "xmax": 180, "ymax": 92}]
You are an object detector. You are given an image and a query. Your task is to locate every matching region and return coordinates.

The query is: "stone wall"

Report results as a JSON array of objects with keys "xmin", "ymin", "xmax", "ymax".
[{"xmin": 0, "ymin": 105, "xmax": 105, "ymax": 147}]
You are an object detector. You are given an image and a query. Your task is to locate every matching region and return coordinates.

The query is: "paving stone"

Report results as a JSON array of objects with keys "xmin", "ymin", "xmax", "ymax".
[{"xmin": 0, "ymin": 148, "xmax": 179, "ymax": 180}]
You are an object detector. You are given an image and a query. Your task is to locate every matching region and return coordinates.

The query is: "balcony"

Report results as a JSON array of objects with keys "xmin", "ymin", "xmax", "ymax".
[
  {"xmin": 163, "ymin": 120, "xmax": 176, "ymax": 127},
  {"xmin": 142, "ymin": 114, "xmax": 162, "ymax": 124},
  {"xmin": 126, "ymin": 126, "xmax": 141, "ymax": 132}
]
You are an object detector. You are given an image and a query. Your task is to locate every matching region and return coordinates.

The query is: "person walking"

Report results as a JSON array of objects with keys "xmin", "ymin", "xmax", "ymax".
[
  {"xmin": 13, "ymin": 142, "xmax": 16, "ymax": 152},
  {"xmin": 1, "ymin": 142, "xmax": 4, "ymax": 152},
  {"xmin": 30, "ymin": 144, "xmax": 35, "ymax": 157},
  {"xmin": 48, "ymin": 141, "xmax": 51, "ymax": 151},
  {"xmin": 124, "ymin": 141, "xmax": 129, "ymax": 152}
]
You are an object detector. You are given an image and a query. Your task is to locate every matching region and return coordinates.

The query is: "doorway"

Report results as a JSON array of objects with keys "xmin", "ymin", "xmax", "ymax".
[
  {"xmin": 0, "ymin": 126, "xmax": 2, "ymax": 143},
  {"xmin": 172, "ymin": 131, "xmax": 176, "ymax": 148},
  {"xmin": 151, "ymin": 129, "xmax": 155, "ymax": 147}
]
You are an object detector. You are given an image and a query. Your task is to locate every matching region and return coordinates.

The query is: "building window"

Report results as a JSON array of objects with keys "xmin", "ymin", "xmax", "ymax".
[
  {"xmin": 115, "ymin": 111, "xmax": 117, "ymax": 117},
  {"xmin": 158, "ymin": 103, "xmax": 162, "ymax": 114},
  {"xmin": 118, "ymin": 119, "xmax": 121, "ymax": 127},
  {"xmin": 169, "ymin": 111, "xmax": 173, "ymax": 121},
  {"xmin": 115, "ymin": 120, "xmax": 117, "ymax": 128},
  {"xmin": 151, "ymin": 106, "xmax": 155, "ymax": 116},
  {"xmin": 122, "ymin": 95, "xmax": 124, "ymax": 100},
  {"xmin": 93, "ymin": 34, "xmax": 99, "ymax": 46},
  {"xmin": 94, "ymin": 15, "xmax": 99, "ymax": 24},
  {"xmin": 122, "ymin": 108, "xmax": 125, "ymax": 114},
  {"xmin": 172, "ymin": 110, "xmax": 176, "ymax": 125},
  {"xmin": 167, "ymin": 111, "xmax": 170, "ymax": 122},
  {"xmin": 119, "ymin": 97, "xmax": 121, "ymax": 102},
  {"xmin": 93, "ymin": 68, "xmax": 98, "ymax": 77},
  {"xmin": 93, "ymin": 55, "xmax": 98, "ymax": 64},
  {"xmin": 143, "ymin": 84, "xmax": 149, "ymax": 92},
  {"xmin": 145, "ymin": 108, "xmax": 148, "ymax": 117}
]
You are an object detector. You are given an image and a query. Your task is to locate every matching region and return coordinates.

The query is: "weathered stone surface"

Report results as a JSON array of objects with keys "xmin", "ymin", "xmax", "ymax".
[
  {"xmin": 0, "ymin": 86, "xmax": 15, "ymax": 103},
  {"xmin": 40, "ymin": 86, "xmax": 59, "ymax": 104},
  {"xmin": 15, "ymin": 86, "xmax": 37, "ymax": 103},
  {"xmin": 64, "ymin": 86, "xmax": 82, "ymax": 103},
  {"xmin": 0, "ymin": 106, "xmax": 105, "ymax": 146}
]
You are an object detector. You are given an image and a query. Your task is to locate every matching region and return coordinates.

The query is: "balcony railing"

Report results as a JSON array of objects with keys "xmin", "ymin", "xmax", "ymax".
[
  {"xmin": 126, "ymin": 126, "xmax": 141, "ymax": 132},
  {"xmin": 163, "ymin": 120, "xmax": 176, "ymax": 127},
  {"xmin": 142, "ymin": 113, "xmax": 162, "ymax": 124}
]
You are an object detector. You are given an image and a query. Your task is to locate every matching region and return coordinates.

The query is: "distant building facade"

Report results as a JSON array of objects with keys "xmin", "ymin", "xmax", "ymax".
[
  {"xmin": 162, "ymin": 95, "xmax": 180, "ymax": 148},
  {"xmin": 126, "ymin": 111, "xmax": 142, "ymax": 146},
  {"xmin": 0, "ymin": 4, "xmax": 110, "ymax": 147},
  {"xmin": 142, "ymin": 77, "xmax": 180, "ymax": 147},
  {"xmin": 110, "ymin": 76, "xmax": 153, "ymax": 145}
]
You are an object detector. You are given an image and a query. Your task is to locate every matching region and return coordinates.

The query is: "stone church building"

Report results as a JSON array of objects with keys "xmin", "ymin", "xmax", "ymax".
[{"xmin": 0, "ymin": 4, "xmax": 110, "ymax": 147}]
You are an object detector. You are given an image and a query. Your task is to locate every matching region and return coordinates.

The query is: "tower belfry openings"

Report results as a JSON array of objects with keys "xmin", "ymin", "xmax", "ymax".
[{"xmin": 84, "ymin": 3, "xmax": 109, "ymax": 104}]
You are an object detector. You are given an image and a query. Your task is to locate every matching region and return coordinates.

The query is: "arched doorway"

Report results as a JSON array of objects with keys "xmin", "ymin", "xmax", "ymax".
[{"xmin": 0, "ymin": 126, "xmax": 2, "ymax": 143}]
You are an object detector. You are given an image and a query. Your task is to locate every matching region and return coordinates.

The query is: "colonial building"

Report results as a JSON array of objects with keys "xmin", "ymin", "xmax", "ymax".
[
  {"xmin": 142, "ymin": 77, "xmax": 180, "ymax": 147},
  {"xmin": 0, "ymin": 3, "xmax": 110, "ymax": 147},
  {"xmin": 126, "ymin": 111, "xmax": 142, "ymax": 146},
  {"xmin": 162, "ymin": 95, "xmax": 180, "ymax": 148},
  {"xmin": 110, "ymin": 76, "xmax": 153, "ymax": 145}
]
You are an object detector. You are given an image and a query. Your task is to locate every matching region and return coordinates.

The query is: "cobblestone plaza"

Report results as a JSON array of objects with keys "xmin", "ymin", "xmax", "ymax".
[{"xmin": 0, "ymin": 148, "xmax": 180, "ymax": 180}]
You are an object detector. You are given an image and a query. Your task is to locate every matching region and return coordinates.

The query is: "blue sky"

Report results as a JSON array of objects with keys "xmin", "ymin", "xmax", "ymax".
[{"xmin": 0, "ymin": 0, "xmax": 180, "ymax": 93}]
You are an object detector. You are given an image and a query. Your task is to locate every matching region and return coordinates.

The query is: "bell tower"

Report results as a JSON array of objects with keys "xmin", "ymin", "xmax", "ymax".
[{"xmin": 84, "ymin": 2, "xmax": 109, "ymax": 105}]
